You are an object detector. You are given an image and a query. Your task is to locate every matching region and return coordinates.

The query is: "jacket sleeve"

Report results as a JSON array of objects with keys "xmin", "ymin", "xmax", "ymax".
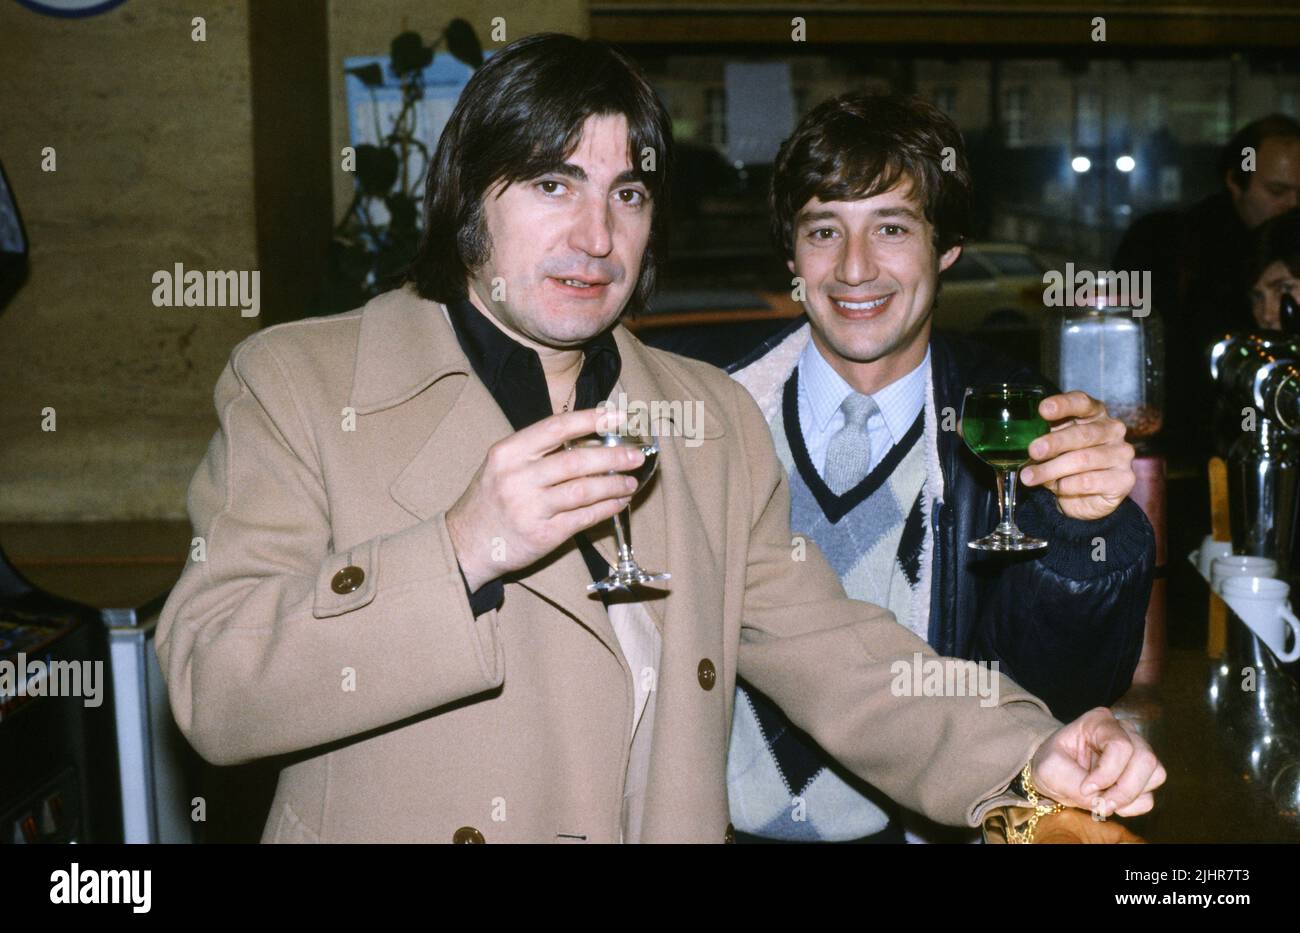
[
  {"xmin": 970, "ymin": 486, "xmax": 1154, "ymax": 721},
  {"xmin": 728, "ymin": 381, "xmax": 1063, "ymax": 827},
  {"xmin": 155, "ymin": 334, "xmax": 505, "ymax": 766}
]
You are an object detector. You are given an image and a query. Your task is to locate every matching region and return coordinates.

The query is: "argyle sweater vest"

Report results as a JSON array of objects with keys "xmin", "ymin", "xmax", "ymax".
[{"xmin": 726, "ymin": 370, "xmax": 931, "ymax": 841}]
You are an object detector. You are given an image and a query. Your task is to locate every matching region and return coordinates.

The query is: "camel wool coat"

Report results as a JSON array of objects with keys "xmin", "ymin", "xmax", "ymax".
[{"xmin": 156, "ymin": 283, "xmax": 1062, "ymax": 843}]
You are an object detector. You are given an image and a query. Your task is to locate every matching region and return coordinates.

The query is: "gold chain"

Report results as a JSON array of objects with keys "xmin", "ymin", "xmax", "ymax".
[
  {"xmin": 1005, "ymin": 763, "xmax": 1065, "ymax": 844},
  {"xmin": 559, "ymin": 352, "xmax": 583, "ymax": 414}
]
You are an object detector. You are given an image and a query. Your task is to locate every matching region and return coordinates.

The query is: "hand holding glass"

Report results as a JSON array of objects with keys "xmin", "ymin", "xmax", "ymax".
[
  {"xmin": 960, "ymin": 383, "xmax": 1049, "ymax": 551},
  {"xmin": 564, "ymin": 427, "xmax": 670, "ymax": 592}
]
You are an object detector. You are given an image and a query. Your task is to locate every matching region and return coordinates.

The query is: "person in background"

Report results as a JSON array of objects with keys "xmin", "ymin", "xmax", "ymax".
[
  {"xmin": 1113, "ymin": 114, "xmax": 1300, "ymax": 458},
  {"xmin": 726, "ymin": 92, "xmax": 1156, "ymax": 844},
  {"xmin": 1248, "ymin": 208, "xmax": 1300, "ymax": 331}
]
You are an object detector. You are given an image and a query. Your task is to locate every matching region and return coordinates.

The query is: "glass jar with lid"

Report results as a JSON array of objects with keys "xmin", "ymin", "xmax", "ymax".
[{"xmin": 1041, "ymin": 289, "xmax": 1164, "ymax": 443}]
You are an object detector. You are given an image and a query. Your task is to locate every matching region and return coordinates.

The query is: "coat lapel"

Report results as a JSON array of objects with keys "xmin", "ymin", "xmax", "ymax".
[
  {"xmin": 349, "ymin": 286, "xmax": 622, "ymax": 659},
  {"xmin": 345, "ymin": 286, "xmax": 729, "ymax": 659}
]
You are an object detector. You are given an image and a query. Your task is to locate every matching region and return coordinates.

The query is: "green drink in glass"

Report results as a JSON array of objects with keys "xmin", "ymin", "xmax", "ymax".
[{"xmin": 960, "ymin": 383, "xmax": 1049, "ymax": 551}]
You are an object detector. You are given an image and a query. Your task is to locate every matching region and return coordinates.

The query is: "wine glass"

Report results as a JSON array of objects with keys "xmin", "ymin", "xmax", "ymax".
[
  {"xmin": 960, "ymin": 383, "xmax": 1049, "ymax": 551},
  {"xmin": 565, "ymin": 429, "xmax": 670, "ymax": 592}
]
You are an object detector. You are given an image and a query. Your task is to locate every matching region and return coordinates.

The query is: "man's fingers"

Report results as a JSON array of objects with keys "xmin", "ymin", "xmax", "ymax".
[
  {"xmin": 1027, "ymin": 419, "xmax": 1124, "ymax": 461},
  {"xmin": 1021, "ymin": 448, "xmax": 1108, "ymax": 486},
  {"xmin": 1113, "ymin": 792, "xmax": 1156, "ymax": 818},
  {"xmin": 1038, "ymin": 467, "xmax": 1135, "ymax": 499},
  {"xmin": 1078, "ymin": 717, "xmax": 1135, "ymax": 799},
  {"xmin": 1093, "ymin": 737, "xmax": 1161, "ymax": 814},
  {"xmin": 514, "ymin": 407, "xmax": 627, "ymax": 459},
  {"xmin": 554, "ymin": 495, "xmax": 632, "ymax": 539},
  {"xmin": 534, "ymin": 443, "xmax": 644, "ymax": 487},
  {"xmin": 546, "ymin": 473, "xmax": 638, "ymax": 518},
  {"xmin": 1040, "ymin": 390, "xmax": 1105, "ymax": 422}
]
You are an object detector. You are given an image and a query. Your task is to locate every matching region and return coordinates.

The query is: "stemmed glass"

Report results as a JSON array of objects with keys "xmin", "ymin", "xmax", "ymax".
[
  {"xmin": 565, "ymin": 428, "xmax": 670, "ymax": 592},
  {"xmin": 960, "ymin": 383, "xmax": 1049, "ymax": 551}
]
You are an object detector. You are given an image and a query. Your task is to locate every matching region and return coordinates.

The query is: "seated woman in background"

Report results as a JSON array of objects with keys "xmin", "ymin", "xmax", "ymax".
[{"xmin": 1249, "ymin": 208, "xmax": 1300, "ymax": 331}]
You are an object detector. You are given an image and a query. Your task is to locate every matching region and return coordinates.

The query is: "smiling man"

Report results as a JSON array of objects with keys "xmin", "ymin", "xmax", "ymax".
[
  {"xmin": 728, "ymin": 93, "xmax": 1156, "ymax": 843},
  {"xmin": 156, "ymin": 38, "xmax": 1162, "ymax": 843}
]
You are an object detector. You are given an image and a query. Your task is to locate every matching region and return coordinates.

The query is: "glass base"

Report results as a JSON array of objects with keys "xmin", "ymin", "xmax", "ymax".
[
  {"xmin": 588, "ymin": 565, "xmax": 671, "ymax": 593},
  {"xmin": 968, "ymin": 531, "xmax": 1048, "ymax": 551}
]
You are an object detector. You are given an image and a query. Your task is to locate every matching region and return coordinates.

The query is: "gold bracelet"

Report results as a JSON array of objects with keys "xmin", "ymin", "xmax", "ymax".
[{"xmin": 1005, "ymin": 763, "xmax": 1065, "ymax": 844}]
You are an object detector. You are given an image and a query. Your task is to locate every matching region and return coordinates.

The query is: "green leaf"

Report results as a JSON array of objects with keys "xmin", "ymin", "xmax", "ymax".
[
  {"xmin": 444, "ymin": 19, "xmax": 483, "ymax": 69},
  {"xmin": 390, "ymin": 31, "xmax": 432, "ymax": 76},
  {"xmin": 355, "ymin": 145, "xmax": 399, "ymax": 195},
  {"xmin": 345, "ymin": 63, "xmax": 385, "ymax": 87}
]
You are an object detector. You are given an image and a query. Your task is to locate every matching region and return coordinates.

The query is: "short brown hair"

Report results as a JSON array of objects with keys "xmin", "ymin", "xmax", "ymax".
[
  {"xmin": 770, "ymin": 92, "xmax": 972, "ymax": 261},
  {"xmin": 406, "ymin": 33, "xmax": 672, "ymax": 316}
]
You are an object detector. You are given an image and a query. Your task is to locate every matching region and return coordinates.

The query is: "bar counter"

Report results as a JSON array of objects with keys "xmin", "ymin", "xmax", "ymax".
[{"xmin": 1106, "ymin": 562, "xmax": 1300, "ymax": 843}]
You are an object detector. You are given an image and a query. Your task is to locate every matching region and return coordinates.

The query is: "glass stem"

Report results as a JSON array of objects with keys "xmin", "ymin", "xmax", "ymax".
[
  {"xmin": 995, "ymin": 468, "xmax": 1021, "ymax": 535},
  {"xmin": 612, "ymin": 506, "xmax": 634, "ymax": 566}
]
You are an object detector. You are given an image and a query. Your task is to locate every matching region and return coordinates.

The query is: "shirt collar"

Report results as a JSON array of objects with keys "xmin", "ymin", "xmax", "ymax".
[
  {"xmin": 445, "ymin": 294, "xmax": 621, "ymax": 431},
  {"xmin": 799, "ymin": 336, "xmax": 930, "ymax": 446},
  {"xmin": 798, "ymin": 337, "xmax": 857, "ymax": 435},
  {"xmin": 872, "ymin": 346, "xmax": 930, "ymax": 444}
]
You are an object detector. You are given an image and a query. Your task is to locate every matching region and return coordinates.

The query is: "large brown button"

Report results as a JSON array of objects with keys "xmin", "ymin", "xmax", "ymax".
[
  {"xmin": 452, "ymin": 826, "xmax": 485, "ymax": 844},
  {"xmin": 724, "ymin": 822, "xmax": 736, "ymax": 844},
  {"xmin": 697, "ymin": 658, "xmax": 716, "ymax": 691},
  {"xmin": 331, "ymin": 565, "xmax": 365, "ymax": 594}
]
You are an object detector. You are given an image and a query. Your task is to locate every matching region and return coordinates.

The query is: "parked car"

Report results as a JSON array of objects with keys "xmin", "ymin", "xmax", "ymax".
[{"xmin": 935, "ymin": 242, "xmax": 1049, "ymax": 333}]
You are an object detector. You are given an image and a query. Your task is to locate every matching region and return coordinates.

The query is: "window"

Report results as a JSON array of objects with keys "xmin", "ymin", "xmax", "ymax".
[
  {"xmin": 705, "ymin": 87, "xmax": 727, "ymax": 150},
  {"xmin": 1281, "ymin": 89, "xmax": 1297, "ymax": 117},
  {"xmin": 624, "ymin": 47, "xmax": 1299, "ymax": 301},
  {"xmin": 1004, "ymin": 86, "xmax": 1027, "ymax": 147},
  {"xmin": 933, "ymin": 86, "xmax": 957, "ymax": 116},
  {"xmin": 794, "ymin": 86, "xmax": 810, "ymax": 117},
  {"xmin": 1078, "ymin": 89, "xmax": 1102, "ymax": 147},
  {"xmin": 1146, "ymin": 89, "xmax": 1167, "ymax": 128}
]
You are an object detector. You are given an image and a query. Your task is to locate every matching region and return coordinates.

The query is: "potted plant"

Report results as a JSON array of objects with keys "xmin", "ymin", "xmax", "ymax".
[{"xmin": 316, "ymin": 19, "xmax": 483, "ymax": 314}]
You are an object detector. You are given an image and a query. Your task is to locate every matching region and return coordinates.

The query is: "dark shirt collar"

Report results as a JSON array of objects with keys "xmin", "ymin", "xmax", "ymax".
[
  {"xmin": 445, "ymin": 294, "xmax": 621, "ymax": 431},
  {"xmin": 444, "ymin": 294, "xmax": 624, "ymax": 595}
]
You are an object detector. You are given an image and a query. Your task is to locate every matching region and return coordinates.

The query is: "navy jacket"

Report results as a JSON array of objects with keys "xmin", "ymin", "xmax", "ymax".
[{"xmin": 730, "ymin": 320, "xmax": 1155, "ymax": 721}]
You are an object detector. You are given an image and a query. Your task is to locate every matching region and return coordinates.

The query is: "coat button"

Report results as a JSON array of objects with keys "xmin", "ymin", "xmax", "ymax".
[
  {"xmin": 452, "ymin": 826, "xmax": 485, "ymax": 844},
  {"xmin": 331, "ymin": 566, "xmax": 365, "ymax": 594},
  {"xmin": 697, "ymin": 658, "xmax": 716, "ymax": 691}
]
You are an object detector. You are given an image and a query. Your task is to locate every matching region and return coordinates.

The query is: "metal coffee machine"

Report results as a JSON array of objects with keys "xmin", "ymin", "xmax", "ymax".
[{"xmin": 1209, "ymin": 330, "xmax": 1300, "ymax": 584}]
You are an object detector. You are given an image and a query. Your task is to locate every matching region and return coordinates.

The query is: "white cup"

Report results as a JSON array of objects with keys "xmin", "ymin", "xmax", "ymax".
[
  {"xmin": 1196, "ymin": 536, "xmax": 1234, "ymax": 580},
  {"xmin": 1221, "ymin": 576, "xmax": 1300, "ymax": 663},
  {"xmin": 1212, "ymin": 556, "xmax": 1277, "ymax": 593}
]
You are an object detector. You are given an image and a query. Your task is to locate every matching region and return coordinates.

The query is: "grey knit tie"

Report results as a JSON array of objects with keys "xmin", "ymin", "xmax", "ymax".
[{"xmin": 823, "ymin": 393, "xmax": 878, "ymax": 495}]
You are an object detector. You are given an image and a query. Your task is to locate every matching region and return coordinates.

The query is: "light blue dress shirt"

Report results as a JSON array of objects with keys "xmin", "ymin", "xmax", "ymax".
[{"xmin": 796, "ymin": 339, "xmax": 930, "ymax": 481}]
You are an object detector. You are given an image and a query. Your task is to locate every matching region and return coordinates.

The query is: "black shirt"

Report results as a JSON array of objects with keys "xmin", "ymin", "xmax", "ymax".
[{"xmin": 444, "ymin": 294, "xmax": 623, "ymax": 614}]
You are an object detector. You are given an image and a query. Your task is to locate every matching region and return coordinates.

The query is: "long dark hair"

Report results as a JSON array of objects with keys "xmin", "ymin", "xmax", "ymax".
[{"xmin": 406, "ymin": 33, "xmax": 672, "ymax": 316}]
